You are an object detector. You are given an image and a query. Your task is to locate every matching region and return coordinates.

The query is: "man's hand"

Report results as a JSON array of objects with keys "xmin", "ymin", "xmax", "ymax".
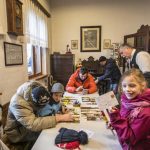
[
  {"xmin": 75, "ymin": 86, "xmax": 83, "ymax": 92},
  {"xmin": 95, "ymin": 78, "xmax": 99, "ymax": 84},
  {"xmin": 55, "ymin": 113, "xmax": 74, "ymax": 122}
]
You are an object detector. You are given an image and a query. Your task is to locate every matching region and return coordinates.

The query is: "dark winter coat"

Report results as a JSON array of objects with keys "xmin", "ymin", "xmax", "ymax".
[{"xmin": 98, "ymin": 58, "xmax": 121, "ymax": 84}]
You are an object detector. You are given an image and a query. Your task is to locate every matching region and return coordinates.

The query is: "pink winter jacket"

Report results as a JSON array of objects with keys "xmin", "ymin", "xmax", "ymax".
[{"xmin": 109, "ymin": 89, "xmax": 150, "ymax": 150}]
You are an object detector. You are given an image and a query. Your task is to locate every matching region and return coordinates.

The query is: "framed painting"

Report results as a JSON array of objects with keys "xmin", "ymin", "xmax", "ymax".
[
  {"xmin": 124, "ymin": 34, "xmax": 136, "ymax": 47},
  {"xmin": 4, "ymin": 42, "xmax": 23, "ymax": 66},
  {"xmin": 103, "ymin": 39, "xmax": 111, "ymax": 49},
  {"xmin": 80, "ymin": 26, "xmax": 101, "ymax": 52},
  {"xmin": 71, "ymin": 40, "xmax": 78, "ymax": 49}
]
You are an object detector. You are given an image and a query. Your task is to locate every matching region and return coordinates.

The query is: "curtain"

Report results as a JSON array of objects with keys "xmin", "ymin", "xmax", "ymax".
[{"xmin": 24, "ymin": 0, "xmax": 48, "ymax": 48}]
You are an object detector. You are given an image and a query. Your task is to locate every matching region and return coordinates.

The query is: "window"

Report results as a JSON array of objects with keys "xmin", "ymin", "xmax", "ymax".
[
  {"xmin": 24, "ymin": 0, "xmax": 48, "ymax": 79},
  {"xmin": 27, "ymin": 44, "xmax": 43, "ymax": 78}
]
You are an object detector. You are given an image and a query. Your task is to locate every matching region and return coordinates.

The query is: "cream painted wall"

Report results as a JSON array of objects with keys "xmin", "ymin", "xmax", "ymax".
[
  {"xmin": 0, "ymin": 0, "xmax": 51, "ymax": 105},
  {"xmin": 50, "ymin": 0, "xmax": 150, "ymax": 63},
  {"xmin": 0, "ymin": 0, "xmax": 27, "ymax": 105}
]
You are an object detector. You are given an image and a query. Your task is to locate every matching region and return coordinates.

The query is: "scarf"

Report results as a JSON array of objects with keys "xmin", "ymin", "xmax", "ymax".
[{"xmin": 121, "ymin": 89, "xmax": 150, "ymax": 122}]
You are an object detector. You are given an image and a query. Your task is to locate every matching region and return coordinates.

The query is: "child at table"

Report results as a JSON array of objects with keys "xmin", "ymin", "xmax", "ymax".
[
  {"xmin": 108, "ymin": 69, "xmax": 150, "ymax": 150},
  {"xmin": 37, "ymin": 83, "xmax": 69, "ymax": 117}
]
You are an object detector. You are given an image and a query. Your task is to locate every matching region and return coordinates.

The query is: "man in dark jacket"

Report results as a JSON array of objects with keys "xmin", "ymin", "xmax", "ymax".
[{"xmin": 95, "ymin": 56, "xmax": 121, "ymax": 95}]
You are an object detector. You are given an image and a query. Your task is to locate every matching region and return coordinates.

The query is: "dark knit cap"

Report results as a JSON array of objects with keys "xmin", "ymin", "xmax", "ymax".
[
  {"xmin": 99, "ymin": 56, "xmax": 107, "ymax": 62},
  {"xmin": 31, "ymin": 86, "xmax": 50, "ymax": 105}
]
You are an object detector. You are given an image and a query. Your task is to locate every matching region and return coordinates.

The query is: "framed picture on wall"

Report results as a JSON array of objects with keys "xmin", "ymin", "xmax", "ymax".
[
  {"xmin": 124, "ymin": 34, "xmax": 136, "ymax": 47},
  {"xmin": 103, "ymin": 39, "xmax": 111, "ymax": 49},
  {"xmin": 71, "ymin": 40, "xmax": 78, "ymax": 49},
  {"xmin": 80, "ymin": 26, "xmax": 101, "ymax": 52},
  {"xmin": 4, "ymin": 42, "xmax": 23, "ymax": 66}
]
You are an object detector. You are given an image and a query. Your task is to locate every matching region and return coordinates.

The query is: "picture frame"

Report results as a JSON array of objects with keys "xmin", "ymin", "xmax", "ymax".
[
  {"xmin": 103, "ymin": 39, "xmax": 111, "ymax": 49},
  {"xmin": 4, "ymin": 42, "xmax": 23, "ymax": 66},
  {"xmin": 71, "ymin": 40, "xmax": 78, "ymax": 49},
  {"xmin": 124, "ymin": 34, "xmax": 136, "ymax": 47},
  {"xmin": 80, "ymin": 26, "xmax": 101, "ymax": 52}
]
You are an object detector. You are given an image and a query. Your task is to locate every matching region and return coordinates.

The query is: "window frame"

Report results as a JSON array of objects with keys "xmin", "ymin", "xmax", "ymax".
[{"xmin": 28, "ymin": 45, "xmax": 43, "ymax": 79}]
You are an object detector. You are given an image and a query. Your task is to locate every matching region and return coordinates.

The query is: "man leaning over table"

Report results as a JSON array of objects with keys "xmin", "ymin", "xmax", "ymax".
[
  {"xmin": 119, "ymin": 44, "xmax": 150, "ymax": 87},
  {"xmin": 66, "ymin": 67, "xmax": 97, "ymax": 94},
  {"xmin": 2, "ymin": 81, "xmax": 74, "ymax": 149}
]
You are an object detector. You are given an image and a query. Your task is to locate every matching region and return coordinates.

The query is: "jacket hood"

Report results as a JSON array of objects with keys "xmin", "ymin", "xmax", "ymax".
[{"xmin": 17, "ymin": 81, "xmax": 42, "ymax": 101}]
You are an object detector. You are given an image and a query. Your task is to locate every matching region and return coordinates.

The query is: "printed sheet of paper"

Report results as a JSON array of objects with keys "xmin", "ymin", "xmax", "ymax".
[
  {"xmin": 96, "ymin": 91, "xmax": 119, "ymax": 110},
  {"xmin": 64, "ymin": 91, "xmax": 99, "ymax": 98}
]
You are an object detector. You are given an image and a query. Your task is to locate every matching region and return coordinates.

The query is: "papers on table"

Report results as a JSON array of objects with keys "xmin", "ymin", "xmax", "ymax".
[
  {"xmin": 61, "ymin": 96, "xmax": 101, "ymax": 121},
  {"xmin": 96, "ymin": 91, "xmax": 119, "ymax": 111},
  {"xmin": 64, "ymin": 91, "xmax": 99, "ymax": 98}
]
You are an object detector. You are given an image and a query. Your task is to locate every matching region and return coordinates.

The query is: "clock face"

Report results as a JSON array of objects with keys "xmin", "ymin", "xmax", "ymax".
[{"xmin": 16, "ymin": 3, "xmax": 20, "ymax": 16}]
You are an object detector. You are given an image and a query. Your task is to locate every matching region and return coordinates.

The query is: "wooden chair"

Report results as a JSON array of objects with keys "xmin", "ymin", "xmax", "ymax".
[{"xmin": 82, "ymin": 56, "xmax": 103, "ymax": 76}]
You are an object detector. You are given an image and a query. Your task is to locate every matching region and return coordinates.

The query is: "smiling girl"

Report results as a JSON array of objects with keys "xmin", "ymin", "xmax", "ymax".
[{"xmin": 109, "ymin": 68, "xmax": 150, "ymax": 150}]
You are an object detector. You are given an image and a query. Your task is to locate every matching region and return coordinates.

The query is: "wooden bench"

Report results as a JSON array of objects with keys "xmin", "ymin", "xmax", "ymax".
[{"xmin": 81, "ymin": 56, "xmax": 103, "ymax": 77}]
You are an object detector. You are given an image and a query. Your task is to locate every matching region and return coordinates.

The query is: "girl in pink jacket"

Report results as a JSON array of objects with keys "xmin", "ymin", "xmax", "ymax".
[{"xmin": 109, "ymin": 69, "xmax": 150, "ymax": 150}]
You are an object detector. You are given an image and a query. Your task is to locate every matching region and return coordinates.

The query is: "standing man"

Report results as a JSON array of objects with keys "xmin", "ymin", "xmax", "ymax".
[
  {"xmin": 66, "ymin": 67, "xmax": 97, "ymax": 94},
  {"xmin": 95, "ymin": 56, "xmax": 121, "ymax": 96},
  {"xmin": 119, "ymin": 44, "xmax": 150, "ymax": 87}
]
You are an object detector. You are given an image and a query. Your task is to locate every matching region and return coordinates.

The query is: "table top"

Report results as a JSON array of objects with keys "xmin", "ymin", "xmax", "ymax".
[
  {"xmin": 32, "ymin": 91, "xmax": 121, "ymax": 150},
  {"xmin": 32, "ymin": 121, "xmax": 122, "ymax": 150}
]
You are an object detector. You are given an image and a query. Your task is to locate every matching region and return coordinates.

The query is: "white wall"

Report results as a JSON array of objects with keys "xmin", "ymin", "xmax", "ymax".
[
  {"xmin": 0, "ymin": 0, "xmax": 51, "ymax": 105},
  {"xmin": 50, "ymin": 0, "xmax": 150, "ymax": 63}
]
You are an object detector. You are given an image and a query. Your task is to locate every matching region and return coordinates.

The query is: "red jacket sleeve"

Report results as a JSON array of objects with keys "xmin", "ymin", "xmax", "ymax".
[{"xmin": 66, "ymin": 74, "xmax": 77, "ymax": 93}]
